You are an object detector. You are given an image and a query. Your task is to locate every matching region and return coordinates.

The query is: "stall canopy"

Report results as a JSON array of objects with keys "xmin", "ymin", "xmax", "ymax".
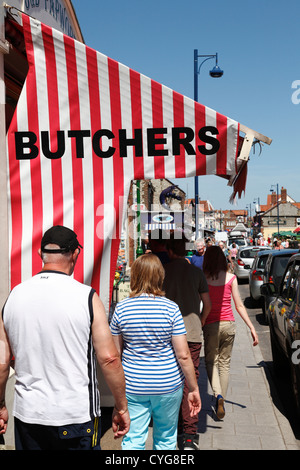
[{"xmin": 6, "ymin": 11, "xmax": 272, "ymax": 311}]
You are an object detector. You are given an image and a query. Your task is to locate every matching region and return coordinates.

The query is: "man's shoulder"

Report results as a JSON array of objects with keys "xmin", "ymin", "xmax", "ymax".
[
  {"xmin": 164, "ymin": 258, "xmax": 188, "ymax": 273},
  {"xmin": 164, "ymin": 258, "xmax": 206, "ymax": 283},
  {"xmin": 10, "ymin": 274, "xmax": 37, "ymax": 291},
  {"xmin": 11, "ymin": 271, "xmax": 91, "ymax": 293}
]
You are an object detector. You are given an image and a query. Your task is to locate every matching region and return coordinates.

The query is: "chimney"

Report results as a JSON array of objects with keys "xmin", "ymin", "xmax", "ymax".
[
  {"xmin": 271, "ymin": 192, "xmax": 277, "ymax": 206},
  {"xmin": 281, "ymin": 187, "xmax": 287, "ymax": 203}
]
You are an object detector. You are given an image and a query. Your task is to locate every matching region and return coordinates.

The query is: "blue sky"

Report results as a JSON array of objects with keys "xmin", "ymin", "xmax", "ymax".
[{"xmin": 71, "ymin": 0, "xmax": 299, "ymax": 213}]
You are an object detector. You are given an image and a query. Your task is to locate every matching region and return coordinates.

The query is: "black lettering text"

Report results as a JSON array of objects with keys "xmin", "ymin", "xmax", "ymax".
[
  {"xmin": 119, "ymin": 129, "xmax": 143, "ymax": 158},
  {"xmin": 172, "ymin": 127, "xmax": 195, "ymax": 155},
  {"xmin": 198, "ymin": 126, "xmax": 220, "ymax": 155},
  {"xmin": 15, "ymin": 131, "xmax": 39, "ymax": 160},
  {"xmin": 147, "ymin": 128, "xmax": 168, "ymax": 156},
  {"xmin": 92, "ymin": 129, "xmax": 115, "ymax": 158},
  {"xmin": 41, "ymin": 130, "xmax": 65, "ymax": 159},
  {"xmin": 68, "ymin": 130, "xmax": 91, "ymax": 158}
]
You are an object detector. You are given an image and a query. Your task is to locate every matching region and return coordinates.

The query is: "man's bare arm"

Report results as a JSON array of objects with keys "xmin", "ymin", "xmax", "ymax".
[
  {"xmin": 91, "ymin": 293, "xmax": 130, "ymax": 438},
  {"xmin": 0, "ymin": 312, "xmax": 12, "ymax": 434}
]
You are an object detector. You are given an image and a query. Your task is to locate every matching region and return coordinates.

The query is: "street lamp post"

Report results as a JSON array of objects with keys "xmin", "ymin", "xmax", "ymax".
[
  {"xmin": 246, "ymin": 203, "xmax": 252, "ymax": 227},
  {"xmin": 253, "ymin": 197, "xmax": 260, "ymax": 213},
  {"xmin": 270, "ymin": 184, "xmax": 280, "ymax": 237},
  {"xmin": 247, "ymin": 203, "xmax": 252, "ymax": 218},
  {"xmin": 253, "ymin": 197, "xmax": 261, "ymax": 238},
  {"xmin": 194, "ymin": 50, "xmax": 223, "ymax": 240}
]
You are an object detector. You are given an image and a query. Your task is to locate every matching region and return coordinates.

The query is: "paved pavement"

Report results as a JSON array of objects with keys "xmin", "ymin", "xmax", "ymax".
[
  {"xmin": 101, "ymin": 304, "xmax": 300, "ymax": 451},
  {"xmin": 196, "ymin": 308, "xmax": 299, "ymax": 450},
  {"xmin": 2, "ymin": 303, "xmax": 300, "ymax": 451}
]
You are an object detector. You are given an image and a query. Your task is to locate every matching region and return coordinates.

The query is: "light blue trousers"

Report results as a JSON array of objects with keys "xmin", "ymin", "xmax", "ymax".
[{"xmin": 122, "ymin": 387, "xmax": 183, "ymax": 450}]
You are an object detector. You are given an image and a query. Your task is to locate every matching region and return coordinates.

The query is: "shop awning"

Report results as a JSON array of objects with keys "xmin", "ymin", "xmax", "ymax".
[{"xmin": 5, "ymin": 10, "xmax": 272, "ymax": 311}]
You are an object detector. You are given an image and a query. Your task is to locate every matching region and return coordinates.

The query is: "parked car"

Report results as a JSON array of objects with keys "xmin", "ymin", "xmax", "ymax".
[
  {"xmin": 233, "ymin": 246, "xmax": 270, "ymax": 281},
  {"xmin": 260, "ymin": 249, "xmax": 299, "ymax": 321},
  {"xmin": 261, "ymin": 253, "xmax": 300, "ymax": 416},
  {"xmin": 249, "ymin": 249, "xmax": 272, "ymax": 301}
]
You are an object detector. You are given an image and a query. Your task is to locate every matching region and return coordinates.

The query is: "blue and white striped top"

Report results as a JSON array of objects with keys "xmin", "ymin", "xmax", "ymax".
[{"xmin": 110, "ymin": 294, "xmax": 186, "ymax": 395}]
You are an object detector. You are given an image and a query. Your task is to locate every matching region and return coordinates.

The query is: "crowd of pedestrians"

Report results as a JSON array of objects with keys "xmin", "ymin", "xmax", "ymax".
[{"xmin": 0, "ymin": 225, "xmax": 261, "ymax": 451}]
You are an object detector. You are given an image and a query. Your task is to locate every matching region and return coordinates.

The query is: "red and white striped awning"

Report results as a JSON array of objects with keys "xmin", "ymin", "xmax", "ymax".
[{"xmin": 6, "ymin": 13, "xmax": 271, "ymax": 311}]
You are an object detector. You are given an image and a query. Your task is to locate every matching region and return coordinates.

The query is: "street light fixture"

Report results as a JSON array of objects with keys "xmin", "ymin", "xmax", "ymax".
[
  {"xmin": 194, "ymin": 50, "xmax": 223, "ymax": 239},
  {"xmin": 270, "ymin": 184, "xmax": 280, "ymax": 237},
  {"xmin": 253, "ymin": 197, "xmax": 260, "ymax": 212}
]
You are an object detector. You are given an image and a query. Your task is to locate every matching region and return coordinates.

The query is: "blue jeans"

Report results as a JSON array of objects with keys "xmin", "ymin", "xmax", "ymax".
[{"xmin": 122, "ymin": 387, "xmax": 183, "ymax": 450}]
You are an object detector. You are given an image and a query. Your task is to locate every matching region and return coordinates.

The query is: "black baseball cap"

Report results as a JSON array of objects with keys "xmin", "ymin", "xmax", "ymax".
[{"xmin": 41, "ymin": 225, "xmax": 83, "ymax": 253}]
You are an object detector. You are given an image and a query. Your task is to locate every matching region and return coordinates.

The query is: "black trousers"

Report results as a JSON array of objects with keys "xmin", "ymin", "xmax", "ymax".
[{"xmin": 14, "ymin": 417, "xmax": 101, "ymax": 450}]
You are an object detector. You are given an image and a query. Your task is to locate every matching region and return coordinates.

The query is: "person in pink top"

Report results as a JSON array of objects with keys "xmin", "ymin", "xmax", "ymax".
[
  {"xmin": 201, "ymin": 246, "xmax": 259, "ymax": 420},
  {"xmin": 229, "ymin": 243, "xmax": 238, "ymax": 260}
]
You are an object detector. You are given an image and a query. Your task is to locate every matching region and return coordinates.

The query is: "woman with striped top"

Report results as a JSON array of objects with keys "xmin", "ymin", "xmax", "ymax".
[{"xmin": 110, "ymin": 254, "xmax": 201, "ymax": 450}]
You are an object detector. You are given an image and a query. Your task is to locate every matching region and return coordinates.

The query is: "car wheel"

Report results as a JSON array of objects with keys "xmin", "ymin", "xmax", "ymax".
[
  {"xmin": 290, "ymin": 362, "xmax": 300, "ymax": 418},
  {"xmin": 270, "ymin": 326, "xmax": 288, "ymax": 375}
]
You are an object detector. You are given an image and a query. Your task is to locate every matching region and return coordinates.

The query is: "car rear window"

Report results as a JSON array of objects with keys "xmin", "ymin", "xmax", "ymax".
[
  {"xmin": 257, "ymin": 255, "xmax": 269, "ymax": 269},
  {"xmin": 271, "ymin": 257, "xmax": 290, "ymax": 286},
  {"xmin": 230, "ymin": 239, "xmax": 246, "ymax": 247},
  {"xmin": 240, "ymin": 249, "xmax": 262, "ymax": 259}
]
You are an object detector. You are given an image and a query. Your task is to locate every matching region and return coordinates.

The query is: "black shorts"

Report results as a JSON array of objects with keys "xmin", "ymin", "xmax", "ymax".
[{"xmin": 14, "ymin": 416, "xmax": 101, "ymax": 450}]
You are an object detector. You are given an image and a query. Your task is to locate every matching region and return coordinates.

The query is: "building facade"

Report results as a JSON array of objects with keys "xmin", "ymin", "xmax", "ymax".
[{"xmin": 257, "ymin": 187, "xmax": 300, "ymax": 239}]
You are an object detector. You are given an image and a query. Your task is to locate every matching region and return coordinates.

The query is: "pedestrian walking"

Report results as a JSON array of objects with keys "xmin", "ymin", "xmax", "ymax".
[
  {"xmin": 201, "ymin": 245, "xmax": 259, "ymax": 420},
  {"xmin": 163, "ymin": 235, "xmax": 211, "ymax": 450},
  {"xmin": 190, "ymin": 238, "xmax": 206, "ymax": 270},
  {"xmin": 0, "ymin": 225, "xmax": 130, "ymax": 450},
  {"xmin": 218, "ymin": 240, "xmax": 234, "ymax": 272},
  {"xmin": 148, "ymin": 229, "xmax": 170, "ymax": 265},
  {"xmin": 110, "ymin": 254, "xmax": 201, "ymax": 450},
  {"xmin": 229, "ymin": 243, "xmax": 238, "ymax": 260}
]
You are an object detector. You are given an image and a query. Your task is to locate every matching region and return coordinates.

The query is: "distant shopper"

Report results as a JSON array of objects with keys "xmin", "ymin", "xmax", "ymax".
[
  {"xmin": 190, "ymin": 238, "xmax": 206, "ymax": 270},
  {"xmin": 202, "ymin": 245, "xmax": 258, "ymax": 420},
  {"xmin": 219, "ymin": 241, "xmax": 234, "ymax": 272},
  {"xmin": 110, "ymin": 254, "xmax": 201, "ymax": 450},
  {"xmin": 0, "ymin": 225, "xmax": 130, "ymax": 450},
  {"xmin": 148, "ymin": 229, "xmax": 170, "ymax": 265},
  {"xmin": 230, "ymin": 243, "xmax": 238, "ymax": 260}
]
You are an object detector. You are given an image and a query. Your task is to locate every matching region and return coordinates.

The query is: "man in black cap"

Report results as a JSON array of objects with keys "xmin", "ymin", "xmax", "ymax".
[
  {"xmin": 40, "ymin": 225, "xmax": 83, "ymax": 254},
  {"xmin": 0, "ymin": 225, "xmax": 130, "ymax": 450}
]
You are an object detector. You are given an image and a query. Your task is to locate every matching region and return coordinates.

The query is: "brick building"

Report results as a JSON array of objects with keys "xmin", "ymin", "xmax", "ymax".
[{"xmin": 259, "ymin": 187, "xmax": 300, "ymax": 239}]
